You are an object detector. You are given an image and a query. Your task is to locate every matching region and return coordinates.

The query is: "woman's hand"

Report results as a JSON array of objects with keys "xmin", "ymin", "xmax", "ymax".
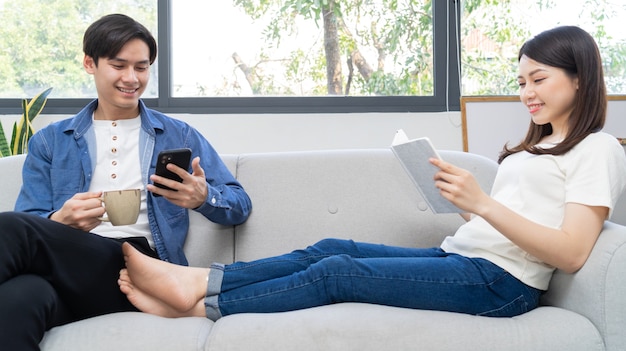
[{"xmin": 429, "ymin": 158, "xmax": 491, "ymax": 216}]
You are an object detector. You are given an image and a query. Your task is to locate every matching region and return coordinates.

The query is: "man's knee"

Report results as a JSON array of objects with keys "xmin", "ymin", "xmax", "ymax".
[
  {"xmin": 1, "ymin": 275, "xmax": 60, "ymax": 316},
  {"xmin": 0, "ymin": 211, "xmax": 41, "ymax": 231},
  {"xmin": 0, "ymin": 275, "xmax": 67, "ymax": 349}
]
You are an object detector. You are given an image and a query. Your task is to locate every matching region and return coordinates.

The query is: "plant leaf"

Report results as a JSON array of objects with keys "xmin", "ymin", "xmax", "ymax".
[
  {"xmin": 10, "ymin": 87, "xmax": 52, "ymax": 155},
  {"xmin": 12, "ymin": 99, "xmax": 30, "ymax": 155},
  {"xmin": 0, "ymin": 122, "xmax": 11, "ymax": 157},
  {"xmin": 26, "ymin": 87, "xmax": 53, "ymax": 122},
  {"xmin": 10, "ymin": 121, "xmax": 18, "ymax": 155}
]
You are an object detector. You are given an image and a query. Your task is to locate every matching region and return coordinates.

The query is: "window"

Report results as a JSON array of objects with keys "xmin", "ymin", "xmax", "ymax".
[
  {"xmin": 461, "ymin": 0, "xmax": 626, "ymax": 95},
  {"xmin": 164, "ymin": 0, "xmax": 458, "ymax": 113},
  {"xmin": 0, "ymin": 0, "xmax": 458, "ymax": 114},
  {"xmin": 172, "ymin": 1, "xmax": 435, "ymax": 98},
  {"xmin": 0, "ymin": 0, "xmax": 623, "ymax": 115},
  {"xmin": 0, "ymin": 0, "xmax": 158, "ymax": 99}
]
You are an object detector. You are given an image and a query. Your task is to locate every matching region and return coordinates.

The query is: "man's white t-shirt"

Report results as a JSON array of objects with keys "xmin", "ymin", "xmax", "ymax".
[
  {"xmin": 441, "ymin": 132, "xmax": 626, "ymax": 290},
  {"xmin": 88, "ymin": 116, "xmax": 153, "ymax": 247}
]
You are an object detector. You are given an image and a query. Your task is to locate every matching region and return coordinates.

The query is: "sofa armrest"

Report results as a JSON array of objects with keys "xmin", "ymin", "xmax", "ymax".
[
  {"xmin": 541, "ymin": 221, "xmax": 626, "ymax": 351},
  {"xmin": 0, "ymin": 154, "xmax": 27, "ymax": 212}
]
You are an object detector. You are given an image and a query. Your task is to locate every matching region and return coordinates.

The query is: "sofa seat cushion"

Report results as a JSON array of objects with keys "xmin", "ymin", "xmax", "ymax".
[
  {"xmin": 40, "ymin": 312, "xmax": 213, "ymax": 351},
  {"xmin": 206, "ymin": 303, "xmax": 603, "ymax": 351}
]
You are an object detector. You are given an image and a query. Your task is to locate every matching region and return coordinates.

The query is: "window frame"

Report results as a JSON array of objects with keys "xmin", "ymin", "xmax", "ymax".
[{"xmin": 0, "ymin": 0, "xmax": 461, "ymax": 115}]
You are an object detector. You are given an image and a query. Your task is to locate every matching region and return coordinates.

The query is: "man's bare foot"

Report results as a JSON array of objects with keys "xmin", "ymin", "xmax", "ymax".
[{"xmin": 120, "ymin": 242, "xmax": 209, "ymax": 315}]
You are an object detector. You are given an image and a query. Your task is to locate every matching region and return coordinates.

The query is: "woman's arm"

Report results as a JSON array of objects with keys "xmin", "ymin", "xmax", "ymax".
[
  {"xmin": 430, "ymin": 158, "xmax": 606, "ymax": 273},
  {"xmin": 459, "ymin": 213, "xmax": 472, "ymax": 222}
]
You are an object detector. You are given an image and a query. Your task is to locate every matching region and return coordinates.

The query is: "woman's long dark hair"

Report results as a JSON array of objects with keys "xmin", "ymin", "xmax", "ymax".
[{"xmin": 498, "ymin": 26, "xmax": 606, "ymax": 164}]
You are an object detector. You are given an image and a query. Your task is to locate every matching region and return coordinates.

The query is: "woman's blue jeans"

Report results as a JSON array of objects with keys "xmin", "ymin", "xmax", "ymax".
[{"xmin": 204, "ymin": 238, "xmax": 542, "ymax": 320}]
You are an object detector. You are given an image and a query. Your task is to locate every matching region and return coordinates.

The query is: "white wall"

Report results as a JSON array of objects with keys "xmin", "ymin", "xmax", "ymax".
[
  {"xmin": 463, "ymin": 97, "xmax": 626, "ymax": 161},
  {"xmin": 3, "ymin": 107, "xmax": 625, "ymax": 224},
  {"xmin": 1, "ymin": 111, "xmax": 465, "ymax": 154}
]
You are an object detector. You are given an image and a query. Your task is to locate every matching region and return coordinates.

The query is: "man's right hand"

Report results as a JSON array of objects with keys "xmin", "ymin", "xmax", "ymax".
[{"xmin": 49, "ymin": 191, "xmax": 106, "ymax": 231}]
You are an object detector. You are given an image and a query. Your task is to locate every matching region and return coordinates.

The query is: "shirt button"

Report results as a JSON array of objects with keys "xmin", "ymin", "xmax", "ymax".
[
  {"xmin": 112, "ymin": 135, "xmax": 118, "ymax": 141},
  {"xmin": 112, "ymin": 160, "xmax": 118, "ymax": 166},
  {"xmin": 111, "ymin": 148, "xmax": 117, "ymax": 153},
  {"xmin": 112, "ymin": 122, "xmax": 117, "ymax": 127},
  {"xmin": 211, "ymin": 197, "xmax": 216, "ymax": 204},
  {"xmin": 111, "ymin": 173, "xmax": 117, "ymax": 179}
]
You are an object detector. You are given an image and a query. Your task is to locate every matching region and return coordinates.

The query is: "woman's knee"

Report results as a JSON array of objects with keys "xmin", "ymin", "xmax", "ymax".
[
  {"xmin": 309, "ymin": 238, "xmax": 355, "ymax": 254},
  {"xmin": 306, "ymin": 255, "xmax": 357, "ymax": 301},
  {"xmin": 310, "ymin": 254, "xmax": 356, "ymax": 276}
]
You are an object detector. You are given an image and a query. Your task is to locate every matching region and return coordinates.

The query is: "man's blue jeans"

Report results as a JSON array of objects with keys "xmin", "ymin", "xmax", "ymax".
[{"xmin": 204, "ymin": 238, "xmax": 542, "ymax": 320}]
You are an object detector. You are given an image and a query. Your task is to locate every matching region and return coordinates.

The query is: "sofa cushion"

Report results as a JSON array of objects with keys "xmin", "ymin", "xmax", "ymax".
[
  {"xmin": 40, "ymin": 312, "xmax": 213, "ymax": 351},
  {"xmin": 207, "ymin": 303, "xmax": 603, "ymax": 351}
]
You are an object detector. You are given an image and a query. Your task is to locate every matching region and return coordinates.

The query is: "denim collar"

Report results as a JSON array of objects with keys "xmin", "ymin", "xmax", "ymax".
[{"xmin": 62, "ymin": 99, "xmax": 164, "ymax": 139}]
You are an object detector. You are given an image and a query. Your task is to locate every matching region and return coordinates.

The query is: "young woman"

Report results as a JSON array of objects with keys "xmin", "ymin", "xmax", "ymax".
[{"xmin": 118, "ymin": 25, "xmax": 626, "ymax": 321}]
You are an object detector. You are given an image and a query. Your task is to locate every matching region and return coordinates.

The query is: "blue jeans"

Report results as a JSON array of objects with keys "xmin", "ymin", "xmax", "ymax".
[{"xmin": 204, "ymin": 238, "xmax": 542, "ymax": 320}]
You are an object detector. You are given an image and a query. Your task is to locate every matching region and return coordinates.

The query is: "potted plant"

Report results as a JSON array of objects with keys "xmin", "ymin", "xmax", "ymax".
[{"xmin": 0, "ymin": 87, "xmax": 53, "ymax": 157}]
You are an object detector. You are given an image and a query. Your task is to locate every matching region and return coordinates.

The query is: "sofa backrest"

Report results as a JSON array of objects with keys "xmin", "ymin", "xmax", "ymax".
[
  {"xmin": 0, "ymin": 150, "xmax": 496, "ymax": 266},
  {"xmin": 614, "ymin": 192, "xmax": 626, "ymax": 225},
  {"xmin": 0, "ymin": 153, "xmax": 237, "ymax": 267},
  {"xmin": 182, "ymin": 154, "xmax": 239, "ymax": 267},
  {"xmin": 231, "ymin": 149, "xmax": 498, "ymax": 262},
  {"xmin": 3, "ymin": 149, "xmax": 623, "ymax": 268},
  {"xmin": 0, "ymin": 154, "xmax": 26, "ymax": 212}
]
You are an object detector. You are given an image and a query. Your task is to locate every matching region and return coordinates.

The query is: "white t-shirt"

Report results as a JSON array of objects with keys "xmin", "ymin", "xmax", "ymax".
[
  {"xmin": 441, "ymin": 132, "xmax": 626, "ymax": 290},
  {"xmin": 88, "ymin": 115, "xmax": 153, "ymax": 247}
]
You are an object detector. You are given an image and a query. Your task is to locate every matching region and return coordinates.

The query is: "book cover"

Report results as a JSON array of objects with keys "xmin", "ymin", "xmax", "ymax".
[{"xmin": 391, "ymin": 129, "xmax": 462, "ymax": 214}]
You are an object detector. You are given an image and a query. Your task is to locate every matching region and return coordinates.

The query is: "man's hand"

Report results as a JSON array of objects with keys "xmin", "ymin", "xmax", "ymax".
[
  {"xmin": 148, "ymin": 156, "xmax": 208, "ymax": 209},
  {"xmin": 50, "ymin": 191, "xmax": 106, "ymax": 231}
]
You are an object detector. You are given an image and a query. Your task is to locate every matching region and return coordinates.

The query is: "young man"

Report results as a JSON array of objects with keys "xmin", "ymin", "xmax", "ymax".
[{"xmin": 0, "ymin": 14, "xmax": 252, "ymax": 350}]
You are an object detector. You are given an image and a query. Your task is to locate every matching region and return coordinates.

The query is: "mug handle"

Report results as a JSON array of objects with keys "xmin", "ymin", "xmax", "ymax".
[{"xmin": 97, "ymin": 195, "xmax": 108, "ymax": 221}]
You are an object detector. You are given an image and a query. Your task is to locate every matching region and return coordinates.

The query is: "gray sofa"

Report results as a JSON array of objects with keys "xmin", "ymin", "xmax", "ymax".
[{"xmin": 1, "ymin": 149, "xmax": 625, "ymax": 351}]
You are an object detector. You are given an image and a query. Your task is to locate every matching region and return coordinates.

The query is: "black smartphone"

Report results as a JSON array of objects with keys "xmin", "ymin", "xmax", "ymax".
[{"xmin": 153, "ymin": 148, "xmax": 192, "ymax": 194}]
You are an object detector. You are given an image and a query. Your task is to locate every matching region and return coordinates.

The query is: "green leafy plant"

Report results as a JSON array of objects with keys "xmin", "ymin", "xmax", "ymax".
[{"xmin": 0, "ymin": 87, "xmax": 53, "ymax": 157}]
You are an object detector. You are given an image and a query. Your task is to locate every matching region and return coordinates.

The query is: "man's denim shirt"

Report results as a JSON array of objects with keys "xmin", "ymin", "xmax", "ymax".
[{"xmin": 15, "ymin": 100, "xmax": 252, "ymax": 265}]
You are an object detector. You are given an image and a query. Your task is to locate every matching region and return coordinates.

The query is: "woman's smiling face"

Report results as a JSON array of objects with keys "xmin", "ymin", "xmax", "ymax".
[{"xmin": 517, "ymin": 54, "xmax": 579, "ymax": 137}]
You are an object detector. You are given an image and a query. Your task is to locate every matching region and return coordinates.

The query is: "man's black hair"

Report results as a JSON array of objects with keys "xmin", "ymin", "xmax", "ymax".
[{"xmin": 83, "ymin": 14, "xmax": 157, "ymax": 66}]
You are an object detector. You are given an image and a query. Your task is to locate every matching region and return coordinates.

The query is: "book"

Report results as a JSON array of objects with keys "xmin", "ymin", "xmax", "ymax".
[{"xmin": 391, "ymin": 129, "xmax": 462, "ymax": 214}]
